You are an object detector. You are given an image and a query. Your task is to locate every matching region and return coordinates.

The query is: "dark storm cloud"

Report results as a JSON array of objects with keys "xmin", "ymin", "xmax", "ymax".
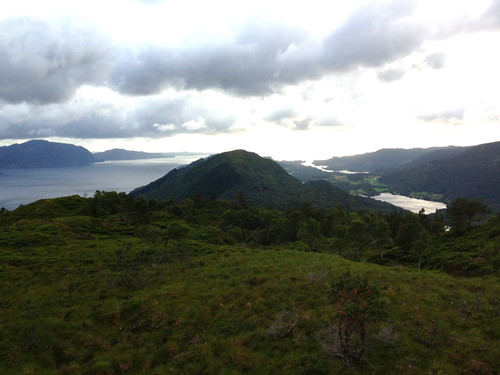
[
  {"xmin": 320, "ymin": 0, "xmax": 423, "ymax": 71},
  {"xmin": 0, "ymin": 18, "xmax": 113, "ymax": 105},
  {"xmin": 111, "ymin": 0, "xmax": 426, "ymax": 97},
  {"xmin": 0, "ymin": 95, "xmax": 234, "ymax": 140},
  {"xmin": 0, "ymin": 0, "xmax": 495, "ymax": 107},
  {"xmin": 110, "ymin": 23, "xmax": 306, "ymax": 96},
  {"xmin": 109, "ymin": 48, "xmax": 184, "ymax": 96},
  {"xmin": 131, "ymin": 96, "xmax": 234, "ymax": 136},
  {"xmin": 3, "ymin": 121, "xmax": 56, "ymax": 139},
  {"xmin": 1, "ymin": 0, "xmax": 495, "ymax": 141},
  {"xmin": 59, "ymin": 104, "xmax": 232, "ymax": 139},
  {"xmin": 1, "ymin": 109, "xmax": 131, "ymax": 139},
  {"xmin": 109, "ymin": 0, "xmax": 500, "ymax": 100},
  {"xmin": 58, "ymin": 115, "xmax": 135, "ymax": 138}
]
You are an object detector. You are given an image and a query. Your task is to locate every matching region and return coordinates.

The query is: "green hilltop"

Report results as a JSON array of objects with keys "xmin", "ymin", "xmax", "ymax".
[
  {"xmin": 131, "ymin": 149, "xmax": 397, "ymax": 212},
  {"xmin": 131, "ymin": 150, "xmax": 303, "ymax": 205}
]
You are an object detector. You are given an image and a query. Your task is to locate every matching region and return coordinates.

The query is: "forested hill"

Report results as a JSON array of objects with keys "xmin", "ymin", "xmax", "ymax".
[
  {"xmin": 0, "ymin": 140, "xmax": 95, "ymax": 168},
  {"xmin": 313, "ymin": 146, "xmax": 458, "ymax": 172},
  {"xmin": 131, "ymin": 149, "xmax": 397, "ymax": 211},
  {"xmin": 379, "ymin": 141, "xmax": 500, "ymax": 210}
]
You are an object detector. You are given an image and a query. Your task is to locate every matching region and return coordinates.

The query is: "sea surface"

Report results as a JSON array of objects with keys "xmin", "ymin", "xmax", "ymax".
[{"xmin": 0, "ymin": 156, "xmax": 206, "ymax": 210}]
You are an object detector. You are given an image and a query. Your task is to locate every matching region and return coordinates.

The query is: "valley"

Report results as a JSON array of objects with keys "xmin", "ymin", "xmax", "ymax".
[
  {"xmin": 0, "ymin": 140, "xmax": 498, "ymax": 374},
  {"xmin": 2, "ymin": 140, "xmax": 499, "ymax": 212}
]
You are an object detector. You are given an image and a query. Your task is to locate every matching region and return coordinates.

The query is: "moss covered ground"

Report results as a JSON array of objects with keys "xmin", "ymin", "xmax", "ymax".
[{"xmin": 0, "ymin": 196, "xmax": 498, "ymax": 374}]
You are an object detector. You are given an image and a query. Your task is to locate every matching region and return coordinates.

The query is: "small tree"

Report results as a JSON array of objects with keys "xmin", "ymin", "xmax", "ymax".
[
  {"xmin": 267, "ymin": 306, "xmax": 298, "ymax": 338},
  {"xmin": 410, "ymin": 229, "xmax": 430, "ymax": 270},
  {"xmin": 319, "ymin": 272, "xmax": 385, "ymax": 367},
  {"xmin": 447, "ymin": 198, "xmax": 490, "ymax": 233},
  {"xmin": 297, "ymin": 217, "xmax": 323, "ymax": 250},
  {"xmin": 395, "ymin": 214, "xmax": 430, "ymax": 269},
  {"xmin": 346, "ymin": 218, "xmax": 371, "ymax": 259}
]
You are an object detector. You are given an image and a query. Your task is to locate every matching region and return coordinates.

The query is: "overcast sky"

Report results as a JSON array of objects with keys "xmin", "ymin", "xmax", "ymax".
[{"xmin": 1, "ymin": 0, "xmax": 499, "ymax": 160}]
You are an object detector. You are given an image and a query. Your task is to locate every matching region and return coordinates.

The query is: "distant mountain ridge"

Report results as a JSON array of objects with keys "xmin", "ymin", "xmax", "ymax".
[
  {"xmin": 93, "ymin": 149, "xmax": 174, "ymax": 161},
  {"xmin": 394, "ymin": 147, "xmax": 467, "ymax": 170},
  {"xmin": 379, "ymin": 141, "xmax": 500, "ymax": 210},
  {"xmin": 0, "ymin": 140, "xmax": 95, "ymax": 168},
  {"xmin": 314, "ymin": 146, "xmax": 462, "ymax": 172},
  {"xmin": 131, "ymin": 149, "xmax": 398, "ymax": 211}
]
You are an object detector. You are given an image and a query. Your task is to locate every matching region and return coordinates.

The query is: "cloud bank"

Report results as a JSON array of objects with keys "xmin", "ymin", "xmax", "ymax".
[
  {"xmin": 0, "ymin": 18, "xmax": 113, "ymax": 105},
  {"xmin": 0, "ymin": 0, "xmax": 499, "ymax": 147},
  {"xmin": 0, "ymin": 0, "xmax": 429, "ymax": 106}
]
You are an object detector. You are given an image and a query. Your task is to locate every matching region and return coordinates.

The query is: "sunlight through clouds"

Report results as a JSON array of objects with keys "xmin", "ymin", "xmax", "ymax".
[{"xmin": 0, "ymin": 0, "xmax": 499, "ymax": 159}]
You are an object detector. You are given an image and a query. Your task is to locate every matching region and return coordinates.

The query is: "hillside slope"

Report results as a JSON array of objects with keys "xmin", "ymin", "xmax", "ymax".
[
  {"xmin": 0, "ymin": 140, "xmax": 95, "ymax": 168},
  {"xmin": 0, "ymin": 196, "xmax": 498, "ymax": 374},
  {"xmin": 313, "ymin": 146, "xmax": 455, "ymax": 172},
  {"xmin": 131, "ymin": 150, "xmax": 303, "ymax": 205},
  {"xmin": 131, "ymin": 150, "xmax": 397, "ymax": 211},
  {"xmin": 394, "ymin": 146, "xmax": 467, "ymax": 169},
  {"xmin": 379, "ymin": 141, "xmax": 500, "ymax": 210}
]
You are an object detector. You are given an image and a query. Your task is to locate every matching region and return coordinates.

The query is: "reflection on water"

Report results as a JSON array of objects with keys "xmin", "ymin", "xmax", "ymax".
[
  {"xmin": 373, "ymin": 192, "xmax": 447, "ymax": 213},
  {"xmin": 0, "ymin": 156, "xmax": 207, "ymax": 210},
  {"xmin": 95, "ymin": 155, "xmax": 207, "ymax": 166}
]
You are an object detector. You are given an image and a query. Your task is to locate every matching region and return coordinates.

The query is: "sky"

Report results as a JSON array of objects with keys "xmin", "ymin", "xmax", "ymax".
[{"xmin": 0, "ymin": 0, "xmax": 499, "ymax": 161}]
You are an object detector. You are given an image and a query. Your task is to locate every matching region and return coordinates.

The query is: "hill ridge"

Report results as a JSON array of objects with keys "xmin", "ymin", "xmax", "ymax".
[
  {"xmin": 314, "ymin": 145, "xmax": 471, "ymax": 172},
  {"xmin": 131, "ymin": 149, "xmax": 397, "ymax": 211},
  {"xmin": 0, "ymin": 139, "xmax": 95, "ymax": 168},
  {"xmin": 379, "ymin": 141, "xmax": 500, "ymax": 210}
]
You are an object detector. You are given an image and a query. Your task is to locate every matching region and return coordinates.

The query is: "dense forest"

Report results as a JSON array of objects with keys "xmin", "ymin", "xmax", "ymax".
[{"xmin": 1, "ymin": 192, "xmax": 498, "ymax": 374}]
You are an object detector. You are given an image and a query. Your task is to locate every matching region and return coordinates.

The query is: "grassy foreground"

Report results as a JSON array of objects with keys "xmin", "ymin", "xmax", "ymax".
[{"xmin": 0, "ymin": 198, "xmax": 498, "ymax": 374}]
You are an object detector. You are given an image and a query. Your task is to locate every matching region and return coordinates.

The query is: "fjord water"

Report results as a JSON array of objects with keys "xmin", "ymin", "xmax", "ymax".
[
  {"xmin": 0, "ymin": 156, "xmax": 205, "ymax": 210},
  {"xmin": 373, "ymin": 192, "xmax": 447, "ymax": 213},
  {"xmin": 1, "ymin": 155, "xmax": 447, "ymax": 213}
]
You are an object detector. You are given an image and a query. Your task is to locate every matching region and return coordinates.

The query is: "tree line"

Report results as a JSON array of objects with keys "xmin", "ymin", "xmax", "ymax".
[{"xmin": 73, "ymin": 191, "xmax": 494, "ymax": 275}]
